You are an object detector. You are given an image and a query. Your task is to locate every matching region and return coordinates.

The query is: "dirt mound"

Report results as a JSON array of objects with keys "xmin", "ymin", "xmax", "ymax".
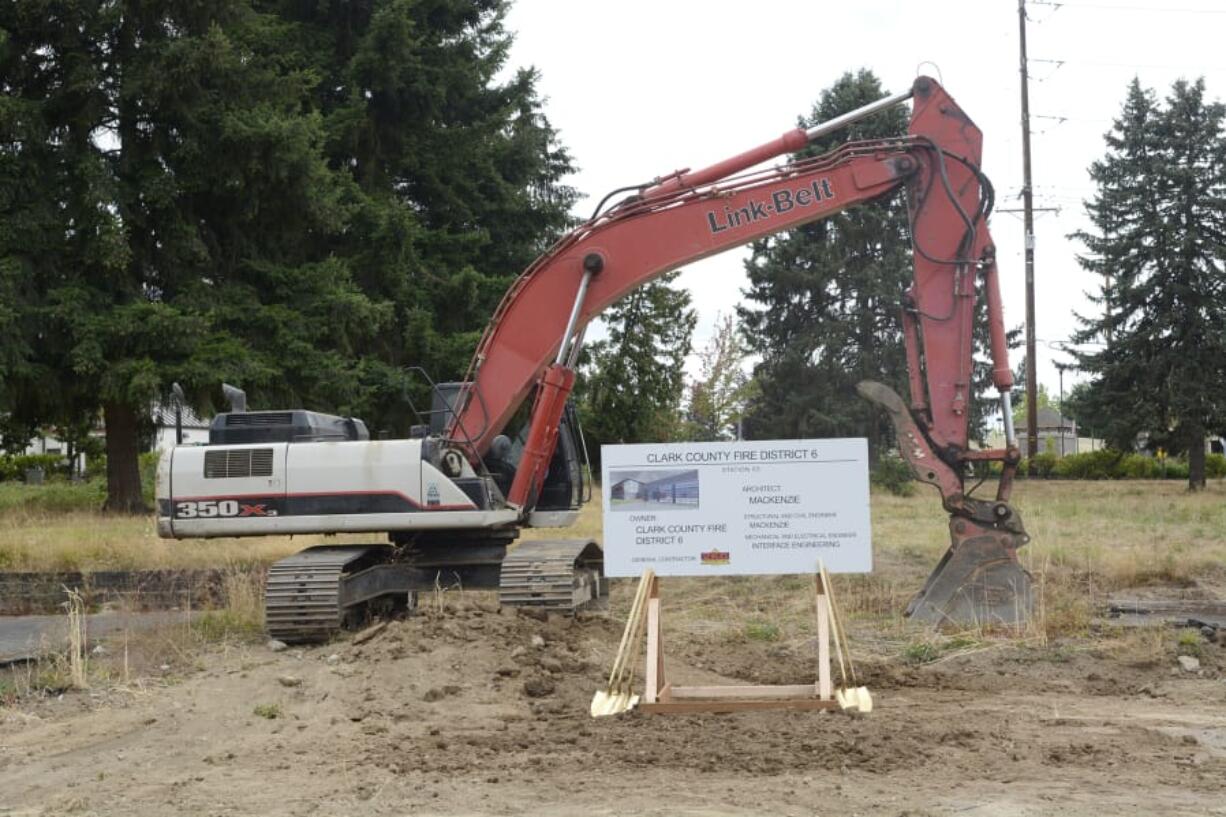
[{"xmin": 3, "ymin": 600, "xmax": 1225, "ymax": 816}]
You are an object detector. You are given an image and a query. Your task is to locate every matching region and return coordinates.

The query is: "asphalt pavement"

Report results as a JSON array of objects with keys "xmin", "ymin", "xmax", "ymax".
[{"xmin": 0, "ymin": 611, "xmax": 182, "ymax": 664}]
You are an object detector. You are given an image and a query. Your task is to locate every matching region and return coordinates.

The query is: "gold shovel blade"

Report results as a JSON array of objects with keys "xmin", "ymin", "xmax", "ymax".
[
  {"xmin": 590, "ymin": 689, "xmax": 640, "ymax": 718},
  {"xmin": 836, "ymin": 686, "xmax": 873, "ymax": 713}
]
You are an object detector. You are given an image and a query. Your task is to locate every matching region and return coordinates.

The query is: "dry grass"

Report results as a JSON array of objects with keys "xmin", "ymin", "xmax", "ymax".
[
  {"xmin": 2, "ymin": 479, "xmax": 1223, "ymax": 656},
  {"xmin": 583, "ymin": 479, "xmax": 1226, "ymax": 657},
  {"xmin": 0, "ymin": 508, "xmax": 372, "ymax": 572},
  {"xmin": 4, "ymin": 479, "xmax": 1223, "ymax": 590},
  {"xmin": 63, "ymin": 589, "xmax": 88, "ymax": 689},
  {"xmin": 0, "ymin": 567, "xmax": 268, "ymax": 703}
]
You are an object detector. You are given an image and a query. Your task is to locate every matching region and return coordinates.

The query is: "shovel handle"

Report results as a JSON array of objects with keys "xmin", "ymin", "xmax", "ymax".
[
  {"xmin": 607, "ymin": 570, "xmax": 653, "ymax": 689},
  {"xmin": 821, "ymin": 563, "xmax": 858, "ymax": 687}
]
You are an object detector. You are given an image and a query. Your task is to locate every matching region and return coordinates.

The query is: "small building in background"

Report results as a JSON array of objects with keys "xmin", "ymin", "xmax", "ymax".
[
  {"xmin": 1017, "ymin": 407, "xmax": 1078, "ymax": 458},
  {"xmin": 152, "ymin": 402, "xmax": 210, "ymax": 449}
]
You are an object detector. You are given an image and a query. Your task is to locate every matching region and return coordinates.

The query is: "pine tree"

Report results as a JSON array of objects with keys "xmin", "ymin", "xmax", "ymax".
[
  {"xmin": 0, "ymin": 1, "xmax": 579, "ymax": 508},
  {"xmin": 267, "ymin": 0, "xmax": 579, "ymax": 430},
  {"xmin": 0, "ymin": 1, "xmax": 388, "ymax": 511},
  {"xmin": 1071, "ymin": 78, "xmax": 1226, "ymax": 489},
  {"xmin": 738, "ymin": 70, "xmax": 911, "ymax": 457},
  {"xmin": 579, "ymin": 272, "xmax": 696, "ymax": 460}
]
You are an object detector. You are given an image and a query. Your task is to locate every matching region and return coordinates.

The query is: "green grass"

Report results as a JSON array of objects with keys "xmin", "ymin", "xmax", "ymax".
[
  {"xmin": 0, "ymin": 479, "xmax": 107, "ymax": 515},
  {"xmin": 744, "ymin": 621, "xmax": 782, "ymax": 642}
]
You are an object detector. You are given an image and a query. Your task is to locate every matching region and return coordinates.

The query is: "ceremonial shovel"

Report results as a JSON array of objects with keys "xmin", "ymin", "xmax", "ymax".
[{"xmin": 591, "ymin": 569, "xmax": 654, "ymax": 717}]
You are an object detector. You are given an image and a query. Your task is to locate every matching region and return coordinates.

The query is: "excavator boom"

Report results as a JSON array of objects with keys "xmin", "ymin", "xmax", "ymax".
[{"xmin": 450, "ymin": 76, "xmax": 1032, "ymax": 626}]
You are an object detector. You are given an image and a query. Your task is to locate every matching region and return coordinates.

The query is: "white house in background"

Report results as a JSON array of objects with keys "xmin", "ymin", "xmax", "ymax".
[
  {"xmin": 23, "ymin": 428, "xmax": 100, "ymax": 475},
  {"xmin": 1017, "ymin": 407, "xmax": 1079, "ymax": 458},
  {"xmin": 20, "ymin": 403, "xmax": 211, "ymax": 474},
  {"xmin": 152, "ymin": 402, "xmax": 210, "ymax": 449}
]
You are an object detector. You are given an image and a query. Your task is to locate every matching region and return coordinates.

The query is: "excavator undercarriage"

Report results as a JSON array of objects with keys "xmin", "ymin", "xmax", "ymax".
[{"xmin": 265, "ymin": 538, "xmax": 607, "ymax": 643}]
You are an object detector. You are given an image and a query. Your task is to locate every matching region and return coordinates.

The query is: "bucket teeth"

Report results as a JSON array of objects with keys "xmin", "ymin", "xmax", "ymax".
[{"xmin": 907, "ymin": 520, "xmax": 1033, "ymax": 628}]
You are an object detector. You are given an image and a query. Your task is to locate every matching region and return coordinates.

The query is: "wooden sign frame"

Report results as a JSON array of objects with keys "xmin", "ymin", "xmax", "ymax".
[{"xmin": 637, "ymin": 573, "xmax": 838, "ymax": 714}]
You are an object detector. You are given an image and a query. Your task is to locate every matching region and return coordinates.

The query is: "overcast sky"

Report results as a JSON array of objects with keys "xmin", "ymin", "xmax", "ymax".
[{"xmin": 502, "ymin": 0, "xmax": 1226, "ymax": 412}]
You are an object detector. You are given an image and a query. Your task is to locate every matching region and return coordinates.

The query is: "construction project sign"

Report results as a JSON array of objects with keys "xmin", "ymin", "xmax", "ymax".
[{"xmin": 601, "ymin": 438, "xmax": 871, "ymax": 577}]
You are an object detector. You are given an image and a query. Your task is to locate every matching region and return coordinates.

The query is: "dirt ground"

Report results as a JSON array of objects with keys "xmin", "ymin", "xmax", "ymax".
[{"xmin": 2, "ymin": 595, "xmax": 1224, "ymax": 817}]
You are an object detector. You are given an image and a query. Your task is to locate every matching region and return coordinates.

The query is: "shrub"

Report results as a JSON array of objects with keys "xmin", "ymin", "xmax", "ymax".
[
  {"xmin": 1164, "ymin": 459, "xmax": 1190, "ymax": 480},
  {"xmin": 1029, "ymin": 451, "xmax": 1059, "ymax": 478},
  {"xmin": 0, "ymin": 453, "xmax": 64, "ymax": 481},
  {"xmin": 1052, "ymin": 449, "xmax": 1123, "ymax": 480},
  {"xmin": 1207, "ymin": 453, "xmax": 1226, "ymax": 479},
  {"xmin": 871, "ymin": 452, "xmax": 915, "ymax": 496},
  {"xmin": 1118, "ymin": 453, "xmax": 1161, "ymax": 479},
  {"xmin": 1020, "ymin": 449, "xmax": 1209, "ymax": 480},
  {"xmin": 86, "ymin": 453, "xmax": 107, "ymax": 479}
]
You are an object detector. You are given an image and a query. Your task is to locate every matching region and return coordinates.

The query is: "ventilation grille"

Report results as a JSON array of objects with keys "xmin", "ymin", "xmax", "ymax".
[
  {"xmin": 204, "ymin": 449, "xmax": 274, "ymax": 479},
  {"xmin": 225, "ymin": 412, "xmax": 293, "ymax": 427}
]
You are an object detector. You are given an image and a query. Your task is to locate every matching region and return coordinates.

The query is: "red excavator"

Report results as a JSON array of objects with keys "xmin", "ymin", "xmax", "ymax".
[{"xmin": 157, "ymin": 76, "xmax": 1031, "ymax": 641}]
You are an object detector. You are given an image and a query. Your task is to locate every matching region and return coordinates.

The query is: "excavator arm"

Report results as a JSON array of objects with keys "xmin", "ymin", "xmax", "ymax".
[{"xmin": 450, "ymin": 77, "xmax": 1032, "ymax": 627}]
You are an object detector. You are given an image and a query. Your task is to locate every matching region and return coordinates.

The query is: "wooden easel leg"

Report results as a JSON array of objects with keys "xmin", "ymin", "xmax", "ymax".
[
  {"xmin": 645, "ymin": 576, "xmax": 665, "ymax": 703},
  {"xmin": 816, "ymin": 574, "xmax": 832, "ymax": 701},
  {"xmin": 635, "ymin": 573, "xmax": 840, "ymax": 715}
]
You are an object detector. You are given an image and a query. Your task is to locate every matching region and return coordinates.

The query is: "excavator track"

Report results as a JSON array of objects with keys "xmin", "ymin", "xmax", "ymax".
[
  {"xmin": 499, "ymin": 539, "xmax": 606, "ymax": 612},
  {"xmin": 264, "ymin": 546, "xmax": 384, "ymax": 643}
]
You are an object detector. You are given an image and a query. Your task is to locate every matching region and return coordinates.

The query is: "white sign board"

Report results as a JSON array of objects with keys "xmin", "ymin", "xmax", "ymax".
[{"xmin": 601, "ymin": 438, "xmax": 871, "ymax": 577}]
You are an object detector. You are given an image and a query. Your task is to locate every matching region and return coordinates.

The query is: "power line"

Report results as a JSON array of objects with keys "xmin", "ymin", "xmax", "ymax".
[
  {"xmin": 1031, "ymin": 56, "xmax": 1226, "ymax": 73},
  {"xmin": 1032, "ymin": 113, "xmax": 1113, "ymax": 124},
  {"xmin": 1031, "ymin": 0, "xmax": 1226, "ymax": 13}
]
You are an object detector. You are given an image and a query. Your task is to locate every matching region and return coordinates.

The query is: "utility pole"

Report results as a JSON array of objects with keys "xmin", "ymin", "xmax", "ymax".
[
  {"xmin": 1018, "ymin": 0, "xmax": 1039, "ymax": 469},
  {"xmin": 1055, "ymin": 362, "xmax": 1067, "ymax": 456}
]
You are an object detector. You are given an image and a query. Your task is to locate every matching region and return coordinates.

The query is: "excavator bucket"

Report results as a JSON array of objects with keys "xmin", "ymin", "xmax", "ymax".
[
  {"xmin": 907, "ymin": 518, "xmax": 1033, "ymax": 627},
  {"xmin": 857, "ymin": 380, "xmax": 1033, "ymax": 628}
]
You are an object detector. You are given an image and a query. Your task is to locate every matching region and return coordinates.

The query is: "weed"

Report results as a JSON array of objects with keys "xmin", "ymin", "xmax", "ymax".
[
  {"xmin": 253, "ymin": 703, "xmax": 282, "ymax": 720},
  {"xmin": 0, "ymin": 677, "xmax": 17, "ymax": 705},
  {"xmin": 191, "ymin": 568, "xmax": 265, "ymax": 643},
  {"xmin": 192, "ymin": 609, "xmax": 261, "ymax": 643},
  {"xmin": 1176, "ymin": 629, "xmax": 1203, "ymax": 658},
  {"xmin": 945, "ymin": 634, "xmax": 981, "ymax": 651},
  {"xmin": 63, "ymin": 588, "xmax": 88, "ymax": 689},
  {"xmin": 901, "ymin": 640, "xmax": 941, "ymax": 665},
  {"xmin": 744, "ymin": 621, "xmax": 781, "ymax": 642}
]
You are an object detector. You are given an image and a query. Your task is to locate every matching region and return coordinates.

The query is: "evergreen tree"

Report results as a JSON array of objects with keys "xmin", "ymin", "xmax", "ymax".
[
  {"xmin": 266, "ymin": 0, "xmax": 579, "ymax": 431},
  {"xmin": 683, "ymin": 313, "xmax": 756, "ymax": 441},
  {"xmin": 738, "ymin": 70, "xmax": 911, "ymax": 456},
  {"xmin": 0, "ymin": 1, "xmax": 578, "ymax": 509},
  {"xmin": 579, "ymin": 272, "xmax": 695, "ymax": 461},
  {"xmin": 1071, "ymin": 78, "xmax": 1226, "ymax": 489},
  {"xmin": 0, "ymin": 1, "xmax": 385, "ymax": 511}
]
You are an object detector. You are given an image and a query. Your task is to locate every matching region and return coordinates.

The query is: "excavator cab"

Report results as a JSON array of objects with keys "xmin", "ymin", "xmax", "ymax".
[{"xmin": 475, "ymin": 394, "xmax": 588, "ymax": 525}]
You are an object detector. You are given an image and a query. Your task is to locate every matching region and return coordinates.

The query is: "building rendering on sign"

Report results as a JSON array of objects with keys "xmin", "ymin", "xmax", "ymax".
[{"xmin": 609, "ymin": 469, "xmax": 700, "ymax": 510}]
